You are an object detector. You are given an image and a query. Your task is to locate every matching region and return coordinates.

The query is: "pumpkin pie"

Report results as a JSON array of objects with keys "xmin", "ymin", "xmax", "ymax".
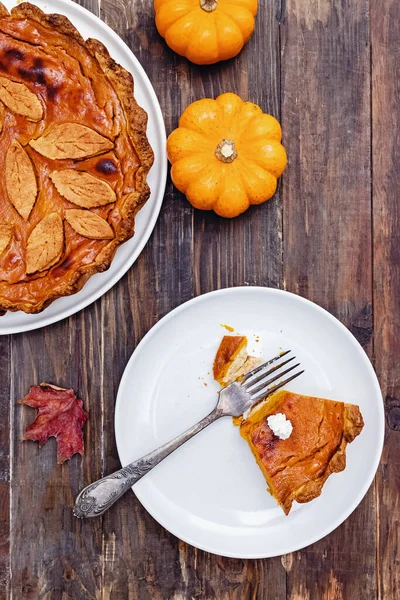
[
  {"xmin": 213, "ymin": 335, "xmax": 260, "ymax": 385},
  {"xmin": 0, "ymin": 2, "xmax": 153, "ymax": 313},
  {"xmin": 239, "ymin": 390, "xmax": 364, "ymax": 514}
]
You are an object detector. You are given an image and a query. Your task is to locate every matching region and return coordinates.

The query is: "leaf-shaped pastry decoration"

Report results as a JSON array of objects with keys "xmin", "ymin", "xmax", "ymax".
[
  {"xmin": 26, "ymin": 212, "xmax": 64, "ymax": 274},
  {"xmin": 5, "ymin": 140, "xmax": 38, "ymax": 220},
  {"xmin": 65, "ymin": 209, "xmax": 114, "ymax": 239},
  {"xmin": 29, "ymin": 123, "xmax": 114, "ymax": 160},
  {"xmin": 0, "ymin": 223, "xmax": 12, "ymax": 257},
  {"xmin": 50, "ymin": 170, "xmax": 116, "ymax": 208},
  {"xmin": 0, "ymin": 76, "xmax": 43, "ymax": 121}
]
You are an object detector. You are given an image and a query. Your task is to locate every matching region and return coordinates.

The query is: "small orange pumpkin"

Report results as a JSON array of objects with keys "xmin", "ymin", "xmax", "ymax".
[
  {"xmin": 167, "ymin": 93, "xmax": 287, "ymax": 218},
  {"xmin": 154, "ymin": 0, "xmax": 258, "ymax": 65}
]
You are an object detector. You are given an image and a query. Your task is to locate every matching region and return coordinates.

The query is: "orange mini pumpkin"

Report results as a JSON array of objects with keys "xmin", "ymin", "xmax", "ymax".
[
  {"xmin": 167, "ymin": 93, "xmax": 287, "ymax": 218},
  {"xmin": 154, "ymin": 0, "xmax": 258, "ymax": 65}
]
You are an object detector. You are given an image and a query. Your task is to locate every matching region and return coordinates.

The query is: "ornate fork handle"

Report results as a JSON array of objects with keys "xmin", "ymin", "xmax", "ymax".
[{"xmin": 74, "ymin": 407, "xmax": 222, "ymax": 518}]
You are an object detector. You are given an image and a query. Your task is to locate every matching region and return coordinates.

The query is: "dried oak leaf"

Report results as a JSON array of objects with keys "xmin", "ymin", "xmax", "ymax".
[
  {"xmin": 50, "ymin": 169, "xmax": 116, "ymax": 208},
  {"xmin": 0, "ymin": 76, "xmax": 43, "ymax": 121},
  {"xmin": 19, "ymin": 383, "xmax": 88, "ymax": 464},
  {"xmin": 26, "ymin": 212, "xmax": 64, "ymax": 274},
  {"xmin": 65, "ymin": 209, "xmax": 114, "ymax": 239},
  {"xmin": 5, "ymin": 140, "xmax": 38, "ymax": 220},
  {"xmin": 30, "ymin": 123, "xmax": 114, "ymax": 160},
  {"xmin": 0, "ymin": 223, "xmax": 13, "ymax": 257}
]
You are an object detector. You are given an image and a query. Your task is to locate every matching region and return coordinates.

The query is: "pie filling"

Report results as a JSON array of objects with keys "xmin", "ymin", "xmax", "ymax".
[{"xmin": 239, "ymin": 390, "xmax": 364, "ymax": 514}]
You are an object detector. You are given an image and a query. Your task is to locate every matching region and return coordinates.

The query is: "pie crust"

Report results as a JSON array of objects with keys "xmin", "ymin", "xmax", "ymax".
[
  {"xmin": 0, "ymin": 2, "xmax": 153, "ymax": 313},
  {"xmin": 213, "ymin": 335, "xmax": 248, "ymax": 385},
  {"xmin": 239, "ymin": 390, "xmax": 364, "ymax": 514}
]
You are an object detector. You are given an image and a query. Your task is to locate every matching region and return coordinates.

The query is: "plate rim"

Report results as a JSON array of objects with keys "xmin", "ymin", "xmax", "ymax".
[
  {"xmin": 0, "ymin": 0, "xmax": 167, "ymax": 335},
  {"xmin": 115, "ymin": 285, "xmax": 385, "ymax": 558}
]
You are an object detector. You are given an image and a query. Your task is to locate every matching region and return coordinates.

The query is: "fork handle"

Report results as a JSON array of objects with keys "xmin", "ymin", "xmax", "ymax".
[{"xmin": 73, "ymin": 407, "xmax": 222, "ymax": 518}]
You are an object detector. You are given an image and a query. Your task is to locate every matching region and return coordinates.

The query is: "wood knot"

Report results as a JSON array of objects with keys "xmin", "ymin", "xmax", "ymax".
[
  {"xmin": 281, "ymin": 553, "xmax": 293, "ymax": 571},
  {"xmin": 387, "ymin": 404, "xmax": 400, "ymax": 431},
  {"xmin": 21, "ymin": 582, "xmax": 38, "ymax": 598},
  {"xmin": 63, "ymin": 566, "xmax": 75, "ymax": 581}
]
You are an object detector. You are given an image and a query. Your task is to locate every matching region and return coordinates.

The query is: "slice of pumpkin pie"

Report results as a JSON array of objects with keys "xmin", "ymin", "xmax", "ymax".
[
  {"xmin": 239, "ymin": 390, "xmax": 364, "ymax": 514},
  {"xmin": 213, "ymin": 335, "xmax": 260, "ymax": 385}
]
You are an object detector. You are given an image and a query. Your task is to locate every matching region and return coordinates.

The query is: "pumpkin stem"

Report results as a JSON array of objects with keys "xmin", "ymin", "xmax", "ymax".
[
  {"xmin": 200, "ymin": 0, "xmax": 218, "ymax": 12},
  {"xmin": 215, "ymin": 139, "xmax": 237, "ymax": 163}
]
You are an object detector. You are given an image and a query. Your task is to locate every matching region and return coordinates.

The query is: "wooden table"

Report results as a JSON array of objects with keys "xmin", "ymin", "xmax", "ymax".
[{"xmin": 0, "ymin": 0, "xmax": 398, "ymax": 598}]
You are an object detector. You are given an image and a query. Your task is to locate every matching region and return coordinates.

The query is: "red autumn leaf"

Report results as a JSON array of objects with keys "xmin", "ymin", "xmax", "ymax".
[{"xmin": 19, "ymin": 383, "xmax": 88, "ymax": 464}]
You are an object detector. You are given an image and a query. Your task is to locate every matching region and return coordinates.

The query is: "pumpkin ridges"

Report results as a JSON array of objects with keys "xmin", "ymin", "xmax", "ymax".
[
  {"xmin": 235, "ymin": 101, "xmax": 264, "ymax": 134},
  {"xmin": 219, "ymin": 5, "xmax": 256, "ymax": 41},
  {"xmin": 164, "ymin": 12, "xmax": 200, "ymax": 56},
  {"xmin": 239, "ymin": 101, "xmax": 264, "ymax": 118},
  {"xmin": 185, "ymin": 163, "xmax": 224, "ymax": 210},
  {"xmin": 240, "ymin": 113, "xmax": 283, "ymax": 142},
  {"xmin": 223, "ymin": 0, "xmax": 257, "ymax": 13},
  {"xmin": 167, "ymin": 127, "xmax": 213, "ymax": 162},
  {"xmin": 179, "ymin": 98, "xmax": 221, "ymax": 136},
  {"xmin": 215, "ymin": 93, "xmax": 244, "ymax": 138},
  {"xmin": 170, "ymin": 155, "xmax": 212, "ymax": 193},
  {"xmin": 185, "ymin": 15, "xmax": 220, "ymax": 64},
  {"xmin": 243, "ymin": 140, "xmax": 287, "ymax": 178},
  {"xmin": 154, "ymin": 0, "xmax": 257, "ymax": 64},
  {"xmin": 155, "ymin": 3, "xmax": 198, "ymax": 36},
  {"xmin": 215, "ymin": 92, "xmax": 244, "ymax": 117},
  {"xmin": 214, "ymin": 169, "xmax": 249, "ymax": 218},
  {"xmin": 212, "ymin": 12, "xmax": 244, "ymax": 61},
  {"xmin": 167, "ymin": 92, "xmax": 286, "ymax": 217},
  {"xmin": 154, "ymin": 0, "xmax": 175, "ymax": 10},
  {"xmin": 237, "ymin": 158, "xmax": 278, "ymax": 205}
]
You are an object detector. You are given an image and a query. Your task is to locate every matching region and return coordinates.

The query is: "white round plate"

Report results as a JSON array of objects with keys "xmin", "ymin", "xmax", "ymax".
[
  {"xmin": 0, "ymin": 0, "xmax": 167, "ymax": 335},
  {"xmin": 115, "ymin": 287, "xmax": 384, "ymax": 558}
]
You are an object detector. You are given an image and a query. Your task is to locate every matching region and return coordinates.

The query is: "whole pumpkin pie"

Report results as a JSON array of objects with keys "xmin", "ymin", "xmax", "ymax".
[
  {"xmin": 0, "ymin": 2, "xmax": 153, "ymax": 313},
  {"xmin": 239, "ymin": 390, "xmax": 364, "ymax": 514}
]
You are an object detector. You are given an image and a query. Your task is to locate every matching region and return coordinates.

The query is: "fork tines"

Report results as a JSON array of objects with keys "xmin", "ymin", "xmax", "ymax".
[{"xmin": 242, "ymin": 350, "xmax": 304, "ymax": 402}]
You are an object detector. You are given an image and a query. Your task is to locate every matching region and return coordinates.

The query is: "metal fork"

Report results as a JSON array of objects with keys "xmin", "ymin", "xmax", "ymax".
[{"xmin": 73, "ymin": 350, "xmax": 303, "ymax": 518}]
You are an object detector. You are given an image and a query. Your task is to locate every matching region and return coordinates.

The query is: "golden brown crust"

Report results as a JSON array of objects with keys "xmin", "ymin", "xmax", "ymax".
[
  {"xmin": 0, "ymin": 2, "xmax": 154, "ymax": 314},
  {"xmin": 213, "ymin": 335, "xmax": 248, "ymax": 384},
  {"xmin": 240, "ymin": 391, "xmax": 364, "ymax": 515}
]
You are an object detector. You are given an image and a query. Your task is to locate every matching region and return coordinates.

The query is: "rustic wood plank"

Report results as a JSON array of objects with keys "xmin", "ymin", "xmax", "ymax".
[
  {"xmin": 0, "ymin": 455, "xmax": 9, "ymax": 600},
  {"xmin": 370, "ymin": 2, "xmax": 400, "ymax": 598},
  {"xmin": 185, "ymin": 2, "xmax": 286, "ymax": 599},
  {"xmin": 0, "ymin": 329, "xmax": 10, "ymax": 600},
  {"xmin": 281, "ymin": 0, "xmax": 375, "ymax": 598},
  {"xmin": 6, "ymin": 0, "xmax": 398, "ymax": 598},
  {"xmin": 192, "ymin": 3, "xmax": 283, "ymax": 294},
  {"xmin": 6, "ymin": 3, "xmax": 105, "ymax": 597},
  {"xmin": 9, "ymin": 312, "xmax": 103, "ymax": 600},
  {"xmin": 98, "ymin": 0, "xmax": 286, "ymax": 598},
  {"xmin": 98, "ymin": 1, "xmax": 195, "ymax": 598},
  {"xmin": 75, "ymin": 0, "xmax": 101, "ymax": 15}
]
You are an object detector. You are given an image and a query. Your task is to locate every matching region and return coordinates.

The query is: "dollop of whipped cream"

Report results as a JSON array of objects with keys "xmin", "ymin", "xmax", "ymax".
[{"xmin": 267, "ymin": 413, "xmax": 293, "ymax": 440}]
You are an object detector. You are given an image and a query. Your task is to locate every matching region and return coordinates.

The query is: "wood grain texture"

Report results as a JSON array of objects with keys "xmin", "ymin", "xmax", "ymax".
[
  {"xmin": 9, "ymin": 314, "xmax": 103, "ymax": 599},
  {"xmin": 371, "ymin": 1, "xmax": 400, "ymax": 599},
  {"xmin": 0, "ymin": 338, "xmax": 10, "ymax": 600},
  {"xmin": 281, "ymin": 0, "xmax": 376, "ymax": 599},
  {"xmin": 98, "ymin": 0, "xmax": 286, "ymax": 598}
]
